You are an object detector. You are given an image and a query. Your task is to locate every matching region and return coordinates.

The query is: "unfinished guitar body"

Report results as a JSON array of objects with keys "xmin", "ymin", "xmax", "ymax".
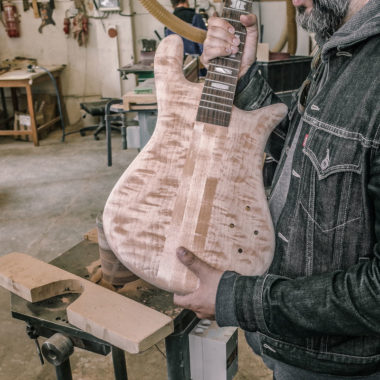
[{"xmin": 103, "ymin": 35, "xmax": 287, "ymax": 294}]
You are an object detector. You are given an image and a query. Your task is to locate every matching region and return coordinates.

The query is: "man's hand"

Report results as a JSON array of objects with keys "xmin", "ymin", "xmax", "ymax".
[
  {"xmin": 173, "ymin": 247, "xmax": 223, "ymax": 320},
  {"xmin": 200, "ymin": 14, "xmax": 259, "ymax": 78}
]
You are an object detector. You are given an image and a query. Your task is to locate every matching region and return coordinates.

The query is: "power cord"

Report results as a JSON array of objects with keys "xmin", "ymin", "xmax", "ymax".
[{"xmin": 27, "ymin": 64, "xmax": 67, "ymax": 142}]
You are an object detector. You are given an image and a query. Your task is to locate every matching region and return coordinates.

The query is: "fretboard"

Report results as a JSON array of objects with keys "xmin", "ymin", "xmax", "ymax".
[{"xmin": 196, "ymin": 0, "xmax": 253, "ymax": 127}]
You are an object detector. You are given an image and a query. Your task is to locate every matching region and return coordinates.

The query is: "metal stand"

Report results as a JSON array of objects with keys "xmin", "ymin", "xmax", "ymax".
[
  {"xmin": 54, "ymin": 359, "xmax": 73, "ymax": 380},
  {"xmin": 112, "ymin": 346, "xmax": 128, "ymax": 380},
  {"xmin": 105, "ymin": 99, "xmax": 125, "ymax": 167},
  {"xmin": 0, "ymin": 88, "xmax": 10, "ymax": 129},
  {"xmin": 165, "ymin": 310, "xmax": 199, "ymax": 380}
]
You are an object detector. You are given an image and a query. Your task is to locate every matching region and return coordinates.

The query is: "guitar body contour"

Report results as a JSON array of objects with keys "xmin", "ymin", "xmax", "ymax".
[{"xmin": 103, "ymin": 35, "xmax": 287, "ymax": 294}]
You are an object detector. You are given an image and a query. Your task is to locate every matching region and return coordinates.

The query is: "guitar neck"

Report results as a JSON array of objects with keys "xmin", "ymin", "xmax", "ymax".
[{"xmin": 196, "ymin": 0, "xmax": 253, "ymax": 127}]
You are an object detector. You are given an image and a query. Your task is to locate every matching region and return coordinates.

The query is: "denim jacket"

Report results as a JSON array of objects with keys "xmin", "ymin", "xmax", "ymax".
[{"xmin": 215, "ymin": 1, "xmax": 380, "ymax": 376}]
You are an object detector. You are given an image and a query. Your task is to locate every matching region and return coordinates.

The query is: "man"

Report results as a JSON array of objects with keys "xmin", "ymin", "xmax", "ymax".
[
  {"xmin": 165, "ymin": 0, "xmax": 207, "ymax": 56},
  {"xmin": 174, "ymin": 0, "xmax": 380, "ymax": 378}
]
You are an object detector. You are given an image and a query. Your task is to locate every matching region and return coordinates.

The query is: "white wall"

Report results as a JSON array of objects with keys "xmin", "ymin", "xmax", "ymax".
[{"xmin": 0, "ymin": 0, "xmax": 310, "ymax": 123}]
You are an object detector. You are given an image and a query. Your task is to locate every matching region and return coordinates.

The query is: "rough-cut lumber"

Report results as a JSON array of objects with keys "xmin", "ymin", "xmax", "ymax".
[
  {"xmin": 0, "ymin": 252, "xmax": 173, "ymax": 353},
  {"xmin": 103, "ymin": 35, "xmax": 288, "ymax": 294}
]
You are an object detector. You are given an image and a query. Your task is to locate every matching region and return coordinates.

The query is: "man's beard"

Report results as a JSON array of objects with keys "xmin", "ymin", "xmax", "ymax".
[{"xmin": 296, "ymin": 0, "xmax": 350, "ymax": 43}]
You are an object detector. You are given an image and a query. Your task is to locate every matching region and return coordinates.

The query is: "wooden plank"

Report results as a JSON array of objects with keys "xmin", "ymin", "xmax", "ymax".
[
  {"xmin": 0, "ymin": 130, "xmax": 32, "ymax": 136},
  {"xmin": 37, "ymin": 116, "xmax": 60, "ymax": 132},
  {"xmin": 0, "ymin": 252, "xmax": 173, "ymax": 353},
  {"xmin": 25, "ymin": 84, "xmax": 38, "ymax": 146}
]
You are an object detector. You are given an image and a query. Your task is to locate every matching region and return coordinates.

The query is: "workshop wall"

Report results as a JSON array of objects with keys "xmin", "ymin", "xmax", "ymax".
[{"xmin": 0, "ymin": 0, "xmax": 310, "ymax": 125}]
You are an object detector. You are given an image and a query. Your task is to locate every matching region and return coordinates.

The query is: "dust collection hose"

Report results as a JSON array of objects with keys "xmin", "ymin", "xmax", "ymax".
[
  {"xmin": 139, "ymin": 0, "xmax": 206, "ymax": 43},
  {"xmin": 273, "ymin": 0, "xmax": 297, "ymax": 54},
  {"xmin": 285, "ymin": 0, "xmax": 297, "ymax": 54},
  {"xmin": 139, "ymin": 0, "xmax": 297, "ymax": 54}
]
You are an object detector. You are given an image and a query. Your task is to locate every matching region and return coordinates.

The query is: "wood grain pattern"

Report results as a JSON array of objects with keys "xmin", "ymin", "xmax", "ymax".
[
  {"xmin": 103, "ymin": 35, "xmax": 288, "ymax": 294},
  {"xmin": 0, "ymin": 252, "xmax": 173, "ymax": 353}
]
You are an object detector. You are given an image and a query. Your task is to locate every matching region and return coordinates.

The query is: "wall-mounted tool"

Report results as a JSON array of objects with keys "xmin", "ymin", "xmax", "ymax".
[
  {"xmin": 63, "ymin": 8, "xmax": 71, "ymax": 35},
  {"xmin": 38, "ymin": 2, "xmax": 56, "ymax": 33},
  {"xmin": 72, "ymin": 11, "xmax": 88, "ymax": 46},
  {"xmin": 3, "ymin": 2, "xmax": 20, "ymax": 37},
  {"xmin": 22, "ymin": 0, "xmax": 29, "ymax": 12},
  {"xmin": 63, "ymin": 15, "xmax": 70, "ymax": 34}
]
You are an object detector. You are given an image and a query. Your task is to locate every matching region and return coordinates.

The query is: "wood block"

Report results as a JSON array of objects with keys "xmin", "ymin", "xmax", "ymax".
[
  {"xmin": 13, "ymin": 112, "xmax": 31, "ymax": 141},
  {"xmin": 84, "ymin": 228, "xmax": 98, "ymax": 243},
  {"xmin": 0, "ymin": 252, "xmax": 173, "ymax": 353},
  {"xmin": 257, "ymin": 43, "xmax": 270, "ymax": 62},
  {"xmin": 123, "ymin": 91, "xmax": 157, "ymax": 111}
]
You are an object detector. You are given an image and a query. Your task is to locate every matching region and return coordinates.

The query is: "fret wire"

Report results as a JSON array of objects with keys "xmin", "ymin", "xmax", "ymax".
[
  {"xmin": 222, "ymin": 8, "xmax": 247, "ymax": 21},
  {"xmin": 209, "ymin": 63, "xmax": 239, "ymax": 73},
  {"xmin": 223, "ymin": 17, "xmax": 243, "ymax": 24},
  {"xmin": 203, "ymin": 87, "xmax": 235, "ymax": 96},
  {"xmin": 225, "ymin": 0, "xmax": 252, "ymax": 4},
  {"xmin": 202, "ymin": 93, "xmax": 234, "ymax": 101},
  {"xmin": 203, "ymin": 90, "xmax": 235, "ymax": 100},
  {"xmin": 199, "ymin": 105, "xmax": 231, "ymax": 114},
  {"xmin": 203, "ymin": 88, "xmax": 234, "ymax": 97},
  {"xmin": 220, "ymin": 57, "xmax": 241, "ymax": 63},
  {"xmin": 208, "ymin": 71, "xmax": 237, "ymax": 79},
  {"xmin": 199, "ymin": 101, "xmax": 232, "ymax": 112},
  {"xmin": 208, "ymin": 67, "xmax": 240, "ymax": 76},
  {"xmin": 204, "ymin": 85, "xmax": 235, "ymax": 94},
  {"xmin": 205, "ymin": 79, "xmax": 236, "ymax": 88},
  {"xmin": 223, "ymin": 6, "xmax": 249, "ymax": 14},
  {"xmin": 226, "ymin": 0, "xmax": 253, "ymax": 4},
  {"xmin": 222, "ymin": 1, "xmax": 253, "ymax": 11},
  {"xmin": 214, "ymin": 55, "xmax": 241, "ymax": 63},
  {"xmin": 200, "ymin": 98, "xmax": 233, "ymax": 107}
]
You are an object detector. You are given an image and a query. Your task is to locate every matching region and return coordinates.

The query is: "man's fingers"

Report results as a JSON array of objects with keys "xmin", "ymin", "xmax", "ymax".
[
  {"xmin": 208, "ymin": 15, "xmax": 236, "ymax": 33},
  {"xmin": 240, "ymin": 14, "xmax": 257, "ymax": 28},
  {"xmin": 173, "ymin": 293, "xmax": 192, "ymax": 309},
  {"xmin": 176, "ymin": 247, "xmax": 211, "ymax": 278},
  {"xmin": 201, "ymin": 45, "xmax": 238, "ymax": 66}
]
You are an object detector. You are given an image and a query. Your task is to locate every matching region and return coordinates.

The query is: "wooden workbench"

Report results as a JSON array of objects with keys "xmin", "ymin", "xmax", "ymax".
[{"xmin": 0, "ymin": 65, "xmax": 65, "ymax": 146}]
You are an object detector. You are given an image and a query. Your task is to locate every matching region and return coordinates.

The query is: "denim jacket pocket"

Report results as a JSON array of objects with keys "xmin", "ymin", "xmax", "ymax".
[
  {"xmin": 300, "ymin": 127, "xmax": 363, "ymax": 232},
  {"xmin": 303, "ymin": 127, "xmax": 363, "ymax": 179}
]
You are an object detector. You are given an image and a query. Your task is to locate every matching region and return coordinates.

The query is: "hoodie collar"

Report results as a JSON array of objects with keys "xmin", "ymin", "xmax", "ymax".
[{"xmin": 320, "ymin": 0, "xmax": 380, "ymax": 62}]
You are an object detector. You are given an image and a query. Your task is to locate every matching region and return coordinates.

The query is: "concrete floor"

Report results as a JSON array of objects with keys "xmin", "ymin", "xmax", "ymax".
[{"xmin": 0, "ymin": 127, "xmax": 272, "ymax": 379}]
